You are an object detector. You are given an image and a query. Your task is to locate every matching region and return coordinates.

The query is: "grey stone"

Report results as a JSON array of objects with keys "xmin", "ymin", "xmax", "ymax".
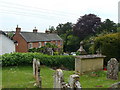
[
  {"xmin": 35, "ymin": 60, "xmax": 42, "ymax": 88},
  {"xmin": 111, "ymin": 82, "xmax": 120, "ymax": 88},
  {"xmin": 33, "ymin": 58, "xmax": 36, "ymax": 78},
  {"xmin": 107, "ymin": 58, "xmax": 119, "ymax": 80},
  {"xmin": 54, "ymin": 69, "xmax": 64, "ymax": 89},
  {"xmin": 68, "ymin": 74, "xmax": 81, "ymax": 89},
  {"xmin": 77, "ymin": 41, "xmax": 87, "ymax": 55}
]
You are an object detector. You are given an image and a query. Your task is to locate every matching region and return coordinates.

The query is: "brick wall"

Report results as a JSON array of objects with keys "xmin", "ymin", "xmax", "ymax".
[{"xmin": 13, "ymin": 33, "xmax": 28, "ymax": 52}]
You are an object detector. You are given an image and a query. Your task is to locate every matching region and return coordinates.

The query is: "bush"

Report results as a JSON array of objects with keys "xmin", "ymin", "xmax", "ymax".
[
  {"xmin": 1, "ymin": 52, "xmax": 75, "ymax": 70},
  {"xmin": 93, "ymin": 33, "xmax": 120, "ymax": 65}
]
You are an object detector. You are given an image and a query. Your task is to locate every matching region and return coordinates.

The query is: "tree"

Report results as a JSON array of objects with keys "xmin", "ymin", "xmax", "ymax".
[
  {"xmin": 56, "ymin": 22, "xmax": 74, "ymax": 52},
  {"xmin": 98, "ymin": 19, "xmax": 117, "ymax": 33},
  {"xmin": 56, "ymin": 22, "xmax": 73, "ymax": 35},
  {"xmin": 48, "ymin": 26, "xmax": 56, "ymax": 33},
  {"xmin": 73, "ymin": 14, "xmax": 101, "ymax": 40}
]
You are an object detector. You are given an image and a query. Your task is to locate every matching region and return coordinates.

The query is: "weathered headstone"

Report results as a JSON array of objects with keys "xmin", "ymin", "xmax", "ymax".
[
  {"xmin": 54, "ymin": 69, "xmax": 64, "ymax": 89},
  {"xmin": 33, "ymin": 58, "xmax": 36, "ymax": 78},
  {"xmin": 111, "ymin": 82, "xmax": 120, "ymax": 88},
  {"xmin": 69, "ymin": 74, "xmax": 81, "ymax": 89},
  {"xmin": 35, "ymin": 60, "xmax": 42, "ymax": 88},
  {"xmin": 107, "ymin": 58, "xmax": 119, "ymax": 80},
  {"xmin": 54, "ymin": 69, "xmax": 81, "ymax": 89}
]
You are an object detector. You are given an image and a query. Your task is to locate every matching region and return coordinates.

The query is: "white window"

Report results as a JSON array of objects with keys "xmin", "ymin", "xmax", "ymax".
[
  {"xmin": 44, "ymin": 42, "xmax": 47, "ymax": 46},
  {"xmin": 60, "ymin": 41, "xmax": 63, "ymax": 46},
  {"xmin": 29, "ymin": 43, "xmax": 33, "ymax": 49},
  {"xmin": 56, "ymin": 41, "xmax": 58, "ymax": 46},
  {"xmin": 39, "ymin": 42, "xmax": 42, "ymax": 48}
]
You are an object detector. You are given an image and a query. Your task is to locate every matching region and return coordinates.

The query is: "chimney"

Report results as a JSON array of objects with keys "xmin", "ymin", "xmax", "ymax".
[
  {"xmin": 16, "ymin": 25, "xmax": 21, "ymax": 34},
  {"xmin": 33, "ymin": 27, "xmax": 38, "ymax": 33},
  {"xmin": 45, "ymin": 30, "xmax": 50, "ymax": 34}
]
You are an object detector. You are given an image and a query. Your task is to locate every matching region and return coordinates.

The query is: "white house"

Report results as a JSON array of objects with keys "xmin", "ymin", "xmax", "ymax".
[{"xmin": 0, "ymin": 31, "xmax": 16, "ymax": 55}]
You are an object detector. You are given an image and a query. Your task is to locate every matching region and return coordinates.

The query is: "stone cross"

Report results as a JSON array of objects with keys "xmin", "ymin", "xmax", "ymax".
[
  {"xmin": 107, "ymin": 58, "xmax": 119, "ymax": 80},
  {"xmin": 69, "ymin": 74, "xmax": 81, "ymax": 89},
  {"xmin": 54, "ymin": 69, "xmax": 64, "ymax": 89}
]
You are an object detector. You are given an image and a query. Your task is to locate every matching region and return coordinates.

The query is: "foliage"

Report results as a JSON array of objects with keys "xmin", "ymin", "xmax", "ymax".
[
  {"xmin": 83, "ymin": 36, "xmax": 96, "ymax": 54},
  {"xmin": 28, "ymin": 43, "xmax": 60, "ymax": 55},
  {"xmin": 98, "ymin": 19, "xmax": 117, "ymax": 34},
  {"xmin": 61, "ymin": 34, "xmax": 80, "ymax": 52},
  {"xmin": 2, "ymin": 52, "xmax": 75, "ymax": 70},
  {"xmin": 93, "ymin": 33, "xmax": 120, "ymax": 64},
  {"xmin": 56, "ymin": 22, "xmax": 80, "ymax": 52},
  {"xmin": 73, "ymin": 14, "xmax": 101, "ymax": 40},
  {"xmin": 47, "ymin": 26, "xmax": 56, "ymax": 33},
  {"xmin": 56, "ymin": 22, "xmax": 73, "ymax": 35}
]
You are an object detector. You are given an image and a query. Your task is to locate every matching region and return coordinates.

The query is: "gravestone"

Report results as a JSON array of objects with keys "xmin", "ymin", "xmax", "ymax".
[
  {"xmin": 35, "ymin": 60, "xmax": 42, "ymax": 88},
  {"xmin": 107, "ymin": 58, "xmax": 119, "ymax": 80},
  {"xmin": 33, "ymin": 58, "xmax": 36, "ymax": 78},
  {"xmin": 111, "ymin": 82, "xmax": 120, "ymax": 88},
  {"xmin": 54, "ymin": 69, "xmax": 64, "ymax": 89},
  {"xmin": 33, "ymin": 59, "xmax": 42, "ymax": 88},
  {"xmin": 54, "ymin": 69, "xmax": 81, "ymax": 89},
  {"xmin": 69, "ymin": 74, "xmax": 81, "ymax": 89}
]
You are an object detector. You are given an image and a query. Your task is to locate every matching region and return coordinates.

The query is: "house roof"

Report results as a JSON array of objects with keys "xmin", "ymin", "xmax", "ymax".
[
  {"xmin": 0, "ymin": 30, "xmax": 17, "ymax": 43},
  {"xmin": 0, "ymin": 30, "xmax": 6, "ymax": 35},
  {"xmin": 20, "ymin": 32, "xmax": 62, "ymax": 42}
]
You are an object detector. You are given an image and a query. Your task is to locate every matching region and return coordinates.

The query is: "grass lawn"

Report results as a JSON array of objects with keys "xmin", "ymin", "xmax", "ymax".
[{"xmin": 2, "ymin": 66, "xmax": 120, "ymax": 88}]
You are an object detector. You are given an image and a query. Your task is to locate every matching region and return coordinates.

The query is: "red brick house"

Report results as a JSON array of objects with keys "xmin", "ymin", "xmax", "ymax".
[{"xmin": 13, "ymin": 26, "xmax": 63, "ymax": 52}]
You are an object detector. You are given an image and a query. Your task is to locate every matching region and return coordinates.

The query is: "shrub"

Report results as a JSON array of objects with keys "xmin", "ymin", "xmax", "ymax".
[
  {"xmin": 93, "ymin": 33, "xmax": 120, "ymax": 65},
  {"xmin": 1, "ymin": 52, "xmax": 75, "ymax": 70}
]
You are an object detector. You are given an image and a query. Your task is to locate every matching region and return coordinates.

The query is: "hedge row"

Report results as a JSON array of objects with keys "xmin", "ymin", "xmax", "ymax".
[
  {"xmin": 93, "ymin": 33, "xmax": 120, "ymax": 64},
  {"xmin": 1, "ymin": 52, "xmax": 75, "ymax": 70}
]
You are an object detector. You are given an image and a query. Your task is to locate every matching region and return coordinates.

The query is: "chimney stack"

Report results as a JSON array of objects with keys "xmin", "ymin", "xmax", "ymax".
[
  {"xmin": 33, "ymin": 27, "xmax": 38, "ymax": 33},
  {"xmin": 16, "ymin": 25, "xmax": 21, "ymax": 34},
  {"xmin": 45, "ymin": 30, "xmax": 50, "ymax": 34}
]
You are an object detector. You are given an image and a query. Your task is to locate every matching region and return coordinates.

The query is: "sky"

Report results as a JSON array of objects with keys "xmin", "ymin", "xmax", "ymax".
[{"xmin": 0, "ymin": 0, "xmax": 119, "ymax": 32}]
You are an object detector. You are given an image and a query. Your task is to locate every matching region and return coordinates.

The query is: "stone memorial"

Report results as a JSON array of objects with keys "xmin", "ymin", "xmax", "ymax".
[
  {"xmin": 107, "ymin": 58, "xmax": 119, "ymax": 80},
  {"xmin": 54, "ymin": 69, "xmax": 64, "ymax": 89},
  {"xmin": 69, "ymin": 74, "xmax": 81, "ymax": 89},
  {"xmin": 75, "ymin": 41, "xmax": 106, "ymax": 74},
  {"xmin": 111, "ymin": 82, "xmax": 120, "ymax": 88},
  {"xmin": 35, "ymin": 60, "xmax": 42, "ymax": 88},
  {"xmin": 54, "ymin": 69, "xmax": 81, "ymax": 89},
  {"xmin": 33, "ymin": 58, "xmax": 36, "ymax": 78},
  {"xmin": 33, "ymin": 58, "xmax": 42, "ymax": 88}
]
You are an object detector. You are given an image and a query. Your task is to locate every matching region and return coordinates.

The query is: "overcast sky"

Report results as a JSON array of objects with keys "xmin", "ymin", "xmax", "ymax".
[{"xmin": 0, "ymin": 0, "xmax": 119, "ymax": 32}]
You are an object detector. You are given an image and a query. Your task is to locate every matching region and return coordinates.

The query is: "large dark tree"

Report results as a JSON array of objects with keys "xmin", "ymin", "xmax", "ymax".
[{"xmin": 73, "ymin": 14, "xmax": 101, "ymax": 40}]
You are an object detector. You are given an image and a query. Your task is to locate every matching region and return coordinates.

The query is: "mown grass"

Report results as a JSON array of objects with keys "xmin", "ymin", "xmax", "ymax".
[{"xmin": 2, "ymin": 66, "xmax": 120, "ymax": 88}]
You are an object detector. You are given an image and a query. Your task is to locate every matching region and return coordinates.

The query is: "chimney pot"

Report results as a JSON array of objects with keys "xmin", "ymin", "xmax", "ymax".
[
  {"xmin": 16, "ymin": 25, "xmax": 21, "ymax": 34},
  {"xmin": 33, "ymin": 27, "xmax": 38, "ymax": 33}
]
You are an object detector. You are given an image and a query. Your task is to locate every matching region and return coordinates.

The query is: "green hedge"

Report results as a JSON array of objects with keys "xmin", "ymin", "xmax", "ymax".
[
  {"xmin": 1, "ymin": 52, "xmax": 75, "ymax": 70},
  {"xmin": 93, "ymin": 33, "xmax": 120, "ymax": 64}
]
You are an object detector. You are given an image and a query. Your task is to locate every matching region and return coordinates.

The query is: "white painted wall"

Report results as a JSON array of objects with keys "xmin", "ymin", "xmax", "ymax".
[{"xmin": 0, "ymin": 34, "xmax": 15, "ymax": 55}]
